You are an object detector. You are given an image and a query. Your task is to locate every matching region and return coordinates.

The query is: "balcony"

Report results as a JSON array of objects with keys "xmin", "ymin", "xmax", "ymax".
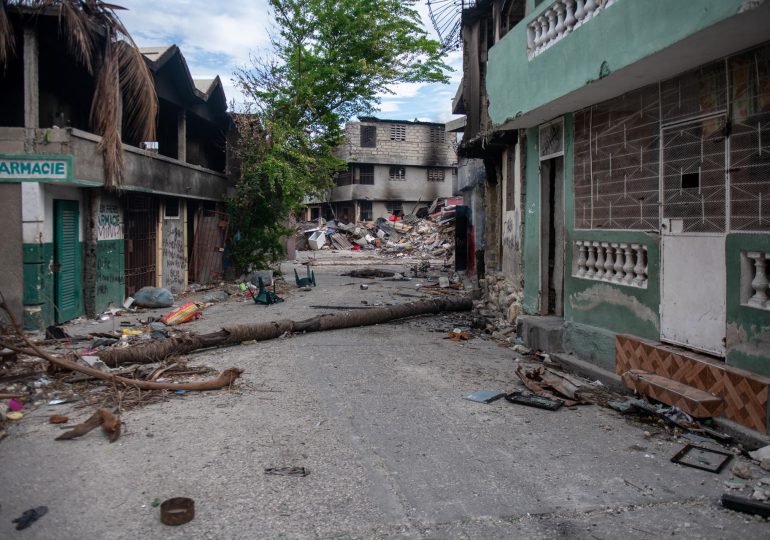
[{"xmin": 486, "ymin": 0, "xmax": 770, "ymax": 129}]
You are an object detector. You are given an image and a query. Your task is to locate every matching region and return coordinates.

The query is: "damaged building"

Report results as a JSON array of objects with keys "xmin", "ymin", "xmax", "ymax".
[
  {"xmin": 454, "ymin": 0, "xmax": 770, "ymax": 434},
  {"xmin": 0, "ymin": 8, "xmax": 233, "ymax": 331},
  {"xmin": 306, "ymin": 117, "xmax": 458, "ymax": 222}
]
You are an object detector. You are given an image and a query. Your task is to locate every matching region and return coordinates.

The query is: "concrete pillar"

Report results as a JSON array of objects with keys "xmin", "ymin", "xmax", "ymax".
[
  {"xmin": 83, "ymin": 190, "xmax": 101, "ymax": 318},
  {"xmin": 177, "ymin": 110, "xmax": 187, "ymax": 162},
  {"xmin": 23, "ymin": 26, "xmax": 39, "ymax": 129}
]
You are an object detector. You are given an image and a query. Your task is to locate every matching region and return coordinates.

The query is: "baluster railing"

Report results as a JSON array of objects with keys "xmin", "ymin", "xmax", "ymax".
[
  {"xmin": 573, "ymin": 240, "xmax": 648, "ymax": 288},
  {"xmin": 527, "ymin": 0, "xmax": 619, "ymax": 59},
  {"xmin": 746, "ymin": 252, "xmax": 769, "ymax": 310},
  {"xmin": 585, "ymin": 242, "xmax": 597, "ymax": 278}
]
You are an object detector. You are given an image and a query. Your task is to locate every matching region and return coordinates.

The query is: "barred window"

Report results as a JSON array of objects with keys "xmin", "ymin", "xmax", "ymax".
[
  {"xmin": 360, "ymin": 125, "xmax": 376, "ymax": 148},
  {"xmin": 386, "ymin": 201, "xmax": 403, "ymax": 216},
  {"xmin": 389, "ymin": 166, "xmax": 406, "ymax": 181},
  {"xmin": 359, "ymin": 201, "xmax": 373, "ymax": 221},
  {"xmin": 357, "ymin": 165, "xmax": 374, "ymax": 185},
  {"xmin": 427, "ymin": 168, "xmax": 445, "ymax": 182},
  {"xmin": 390, "ymin": 124, "xmax": 406, "ymax": 141},
  {"xmin": 430, "ymin": 126, "xmax": 445, "ymax": 143}
]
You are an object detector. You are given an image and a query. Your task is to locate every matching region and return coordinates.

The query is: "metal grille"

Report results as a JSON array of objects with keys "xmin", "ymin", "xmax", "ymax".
[
  {"xmin": 389, "ymin": 166, "xmax": 406, "ymax": 181},
  {"xmin": 662, "ymin": 116, "xmax": 727, "ymax": 233},
  {"xmin": 660, "ymin": 62, "xmax": 727, "ymax": 122},
  {"xmin": 729, "ymin": 45, "xmax": 770, "ymax": 232},
  {"xmin": 427, "ymin": 168, "xmax": 445, "ymax": 182},
  {"xmin": 390, "ymin": 124, "xmax": 406, "ymax": 141},
  {"xmin": 360, "ymin": 125, "xmax": 376, "ymax": 147},
  {"xmin": 574, "ymin": 85, "xmax": 660, "ymax": 229},
  {"xmin": 124, "ymin": 195, "xmax": 158, "ymax": 296}
]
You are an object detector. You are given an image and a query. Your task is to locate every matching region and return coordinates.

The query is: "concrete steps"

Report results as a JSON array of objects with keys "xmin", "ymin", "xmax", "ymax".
[{"xmin": 621, "ymin": 369, "xmax": 725, "ymax": 419}]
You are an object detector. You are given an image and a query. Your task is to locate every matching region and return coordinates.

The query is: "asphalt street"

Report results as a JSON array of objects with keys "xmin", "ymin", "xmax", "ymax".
[{"xmin": 1, "ymin": 251, "xmax": 767, "ymax": 539}]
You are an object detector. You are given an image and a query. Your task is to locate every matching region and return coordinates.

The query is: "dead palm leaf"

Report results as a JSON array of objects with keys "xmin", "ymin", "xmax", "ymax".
[
  {"xmin": 116, "ymin": 40, "xmax": 157, "ymax": 144},
  {"xmin": 0, "ymin": 1, "xmax": 16, "ymax": 69}
]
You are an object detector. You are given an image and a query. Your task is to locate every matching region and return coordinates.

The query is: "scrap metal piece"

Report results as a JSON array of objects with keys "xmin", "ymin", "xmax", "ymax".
[
  {"xmin": 464, "ymin": 390, "xmax": 505, "ymax": 404},
  {"xmin": 721, "ymin": 494, "xmax": 770, "ymax": 518},
  {"xmin": 160, "ymin": 497, "xmax": 195, "ymax": 526},
  {"xmin": 265, "ymin": 466, "xmax": 310, "ymax": 477},
  {"xmin": 670, "ymin": 444, "xmax": 732, "ymax": 473},
  {"xmin": 13, "ymin": 506, "xmax": 48, "ymax": 530},
  {"xmin": 505, "ymin": 391, "xmax": 564, "ymax": 411}
]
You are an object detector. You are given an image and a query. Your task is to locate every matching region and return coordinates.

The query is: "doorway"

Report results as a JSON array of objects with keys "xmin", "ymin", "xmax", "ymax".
[
  {"xmin": 124, "ymin": 194, "xmax": 158, "ymax": 296},
  {"xmin": 53, "ymin": 199, "xmax": 83, "ymax": 323},
  {"xmin": 540, "ymin": 157, "xmax": 565, "ymax": 316}
]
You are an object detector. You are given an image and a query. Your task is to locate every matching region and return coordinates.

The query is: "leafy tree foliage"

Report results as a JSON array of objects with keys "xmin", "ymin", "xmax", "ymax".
[{"xmin": 230, "ymin": 0, "xmax": 448, "ymax": 268}]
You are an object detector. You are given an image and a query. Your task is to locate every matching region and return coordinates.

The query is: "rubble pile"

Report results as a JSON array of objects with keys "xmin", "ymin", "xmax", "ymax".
[{"xmin": 296, "ymin": 199, "xmax": 459, "ymax": 261}]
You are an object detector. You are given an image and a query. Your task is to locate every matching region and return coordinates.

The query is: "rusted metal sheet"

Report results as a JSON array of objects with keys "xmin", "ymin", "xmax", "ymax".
[
  {"xmin": 124, "ymin": 195, "xmax": 157, "ymax": 296},
  {"xmin": 190, "ymin": 209, "xmax": 229, "ymax": 284}
]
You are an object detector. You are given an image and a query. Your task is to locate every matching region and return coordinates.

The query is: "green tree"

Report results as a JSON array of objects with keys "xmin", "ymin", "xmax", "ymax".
[{"xmin": 231, "ymin": 0, "xmax": 449, "ymax": 268}]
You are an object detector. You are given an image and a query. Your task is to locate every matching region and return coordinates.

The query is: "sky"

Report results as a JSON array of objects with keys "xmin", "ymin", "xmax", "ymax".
[{"xmin": 118, "ymin": 0, "xmax": 464, "ymax": 124}]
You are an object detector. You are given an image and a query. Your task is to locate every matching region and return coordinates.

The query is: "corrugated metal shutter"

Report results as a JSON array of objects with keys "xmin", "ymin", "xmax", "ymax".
[{"xmin": 54, "ymin": 199, "xmax": 82, "ymax": 323}]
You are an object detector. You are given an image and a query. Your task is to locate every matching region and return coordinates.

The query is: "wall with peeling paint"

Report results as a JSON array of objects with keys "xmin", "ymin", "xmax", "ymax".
[{"xmin": 726, "ymin": 234, "xmax": 770, "ymax": 377}]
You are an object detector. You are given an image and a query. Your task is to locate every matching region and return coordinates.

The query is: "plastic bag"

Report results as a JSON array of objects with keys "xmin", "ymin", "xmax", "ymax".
[{"xmin": 132, "ymin": 287, "xmax": 174, "ymax": 308}]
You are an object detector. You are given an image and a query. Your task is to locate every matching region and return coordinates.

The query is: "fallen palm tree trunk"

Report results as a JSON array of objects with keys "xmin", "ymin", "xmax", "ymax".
[
  {"xmin": 100, "ymin": 296, "xmax": 473, "ymax": 366},
  {"xmin": 0, "ymin": 293, "xmax": 243, "ymax": 392}
]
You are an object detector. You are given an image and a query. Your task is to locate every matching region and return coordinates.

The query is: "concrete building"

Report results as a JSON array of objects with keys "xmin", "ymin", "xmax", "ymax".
[
  {"xmin": 0, "ymin": 8, "xmax": 232, "ymax": 330},
  {"xmin": 306, "ymin": 117, "xmax": 458, "ymax": 222},
  {"xmin": 455, "ymin": 0, "xmax": 770, "ymax": 434}
]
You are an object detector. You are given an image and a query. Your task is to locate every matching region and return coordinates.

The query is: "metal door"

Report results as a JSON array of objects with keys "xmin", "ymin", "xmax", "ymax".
[
  {"xmin": 124, "ymin": 195, "xmax": 158, "ymax": 296},
  {"xmin": 54, "ymin": 199, "xmax": 82, "ymax": 323},
  {"xmin": 659, "ymin": 116, "xmax": 727, "ymax": 355}
]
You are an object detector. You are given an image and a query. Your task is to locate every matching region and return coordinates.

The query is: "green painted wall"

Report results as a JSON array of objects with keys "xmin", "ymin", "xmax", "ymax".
[
  {"xmin": 726, "ymin": 234, "xmax": 770, "ymax": 377},
  {"xmin": 95, "ymin": 239, "xmax": 124, "ymax": 313},
  {"xmin": 22, "ymin": 242, "xmax": 86, "ymax": 330},
  {"xmin": 487, "ymin": 0, "xmax": 748, "ymax": 125},
  {"xmin": 522, "ymin": 126, "xmax": 541, "ymax": 314}
]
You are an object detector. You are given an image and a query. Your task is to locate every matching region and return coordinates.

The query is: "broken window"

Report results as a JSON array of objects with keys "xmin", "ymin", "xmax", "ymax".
[
  {"xmin": 389, "ymin": 166, "xmax": 406, "ymax": 181},
  {"xmin": 390, "ymin": 124, "xmax": 406, "ymax": 141},
  {"xmin": 357, "ymin": 165, "xmax": 374, "ymax": 185},
  {"xmin": 427, "ymin": 168, "xmax": 445, "ymax": 182},
  {"xmin": 386, "ymin": 201, "xmax": 403, "ymax": 217},
  {"xmin": 360, "ymin": 125, "xmax": 377, "ymax": 148},
  {"xmin": 359, "ymin": 201, "xmax": 373, "ymax": 221}
]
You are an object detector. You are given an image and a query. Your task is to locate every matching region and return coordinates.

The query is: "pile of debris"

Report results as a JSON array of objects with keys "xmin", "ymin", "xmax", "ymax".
[{"xmin": 297, "ymin": 199, "xmax": 459, "ymax": 261}]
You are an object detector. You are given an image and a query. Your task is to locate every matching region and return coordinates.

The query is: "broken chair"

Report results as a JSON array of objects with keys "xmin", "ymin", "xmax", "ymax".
[{"xmin": 294, "ymin": 267, "xmax": 316, "ymax": 288}]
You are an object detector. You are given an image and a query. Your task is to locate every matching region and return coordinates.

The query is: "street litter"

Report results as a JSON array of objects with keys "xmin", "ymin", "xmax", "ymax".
[
  {"xmin": 49, "ymin": 415, "xmax": 69, "ymax": 424},
  {"xmin": 721, "ymin": 493, "xmax": 770, "ymax": 518},
  {"xmin": 294, "ymin": 267, "xmax": 316, "ymax": 287},
  {"xmin": 670, "ymin": 444, "xmax": 732, "ymax": 473},
  {"xmin": 160, "ymin": 302, "xmax": 202, "ymax": 326},
  {"xmin": 514, "ymin": 365, "xmax": 592, "ymax": 407},
  {"xmin": 505, "ymin": 391, "xmax": 564, "ymax": 411},
  {"xmin": 160, "ymin": 497, "xmax": 195, "ymax": 526},
  {"xmin": 447, "ymin": 329, "xmax": 472, "ymax": 341},
  {"xmin": 56, "ymin": 408, "xmax": 121, "ymax": 443},
  {"xmin": 749, "ymin": 444, "xmax": 770, "ymax": 462},
  {"xmin": 265, "ymin": 466, "xmax": 310, "ymax": 477},
  {"xmin": 464, "ymin": 390, "xmax": 506, "ymax": 404},
  {"xmin": 253, "ymin": 276, "xmax": 284, "ymax": 305},
  {"xmin": 132, "ymin": 286, "xmax": 174, "ymax": 308},
  {"xmin": 13, "ymin": 506, "xmax": 48, "ymax": 530}
]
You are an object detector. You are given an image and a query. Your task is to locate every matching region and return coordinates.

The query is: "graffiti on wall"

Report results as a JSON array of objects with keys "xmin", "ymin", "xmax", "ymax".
[
  {"xmin": 503, "ymin": 209, "xmax": 520, "ymax": 253},
  {"xmin": 97, "ymin": 204, "xmax": 122, "ymax": 240},
  {"xmin": 163, "ymin": 219, "xmax": 185, "ymax": 292}
]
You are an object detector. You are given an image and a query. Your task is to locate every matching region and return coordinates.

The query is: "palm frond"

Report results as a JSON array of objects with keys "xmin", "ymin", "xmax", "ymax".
[
  {"xmin": 90, "ymin": 37, "xmax": 123, "ymax": 189},
  {"xmin": 116, "ymin": 40, "xmax": 157, "ymax": 144},
  {"xmin": 0, "ymin": 1, "xmax": 16, "ymax": 69},
  {"xmin": 56, "ymin": 0, "xmax": 96, "ymax": 72}
]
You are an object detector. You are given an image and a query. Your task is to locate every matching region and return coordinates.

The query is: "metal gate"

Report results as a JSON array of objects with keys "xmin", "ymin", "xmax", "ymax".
[
  {"xmin": 124, "ymin": 195, "xmax": 157, "ymax": 296},
  {"xmin": 659, "ymin": 115, "xmax": 727, "ymax": 355}
]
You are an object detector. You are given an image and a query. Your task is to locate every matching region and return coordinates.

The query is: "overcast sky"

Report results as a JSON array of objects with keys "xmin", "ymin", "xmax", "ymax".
[{"xmin": 118, "ymin": 0, "xmax": 463, "ymax": 123}]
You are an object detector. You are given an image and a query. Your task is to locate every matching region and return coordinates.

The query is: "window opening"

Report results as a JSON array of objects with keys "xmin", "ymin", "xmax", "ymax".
[
  {"xmin": 360, "ymin": 125, "xmax": 376, "ymax": 147},
  {"xmin": 164, "ymin": 198, "xmax": 180, "ymax": 219},
  {"xmin": 358, "ymin": 165, "xmax": 374, "ymax": 185},
  {"xmin": 389, "ymin": 166, "xmax": 406, "ymax": 181},
  {"xmin": 390, "ymin": 124, "xmax": 406, "ymax": 141},
  {"xmin": 427, "ymin": 168, "xmax": 445, "ymax": 182}
]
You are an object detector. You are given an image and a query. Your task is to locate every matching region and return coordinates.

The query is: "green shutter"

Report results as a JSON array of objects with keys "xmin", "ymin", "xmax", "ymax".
[{"xmin": 54, "ymin": 199, "xmax": 82, "ymax": 323}]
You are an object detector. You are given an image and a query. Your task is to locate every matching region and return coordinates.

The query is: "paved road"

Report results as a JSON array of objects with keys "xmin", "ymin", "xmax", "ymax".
[{"xmin": 1, "ymin": 254, "xmax": 766, "ymax": 538}]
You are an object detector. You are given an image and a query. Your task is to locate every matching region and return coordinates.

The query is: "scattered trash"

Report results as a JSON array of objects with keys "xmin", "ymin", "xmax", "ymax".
[
  {"xmin": 160, "ymin": 497, "xmax": 195, "ymax": 526},
  {"xmin": 151, "ymin": 498, "xmax": 162, "ymax": 508},
  {"xmin": 160, "ymin": 302, "xmax": 202, "ymax": 326},
  {"xmin": 7, "ymin": 398, "xmax": 23, "ymax": 412},
  {"xmin": 13, "ymin": 506, "xmax": 48, "ymax": 530},
  {"xmin": 341, "ymin": 268, "xmax": 395, "ymax": 278},
  {"xmin": 439, "ymin": 277, "xmax": 450, "ymax": 288},
  {"xmin": 447, "ymin": 328, "xmax": 472, "ymax": 341},
  {"xmin": 514, "ymin": 365, "xmax": 591, "ymax": 407},
  {"xmin": 49, "ymin": 415, "xmax": 69, "ymax": 424},
  {"xmin": 56, "ymin": 408, "xmax": 121, "ymax": 443},
  {"xmin": 123, "ymin": 296, "xmax": 135, "ymax": 309},
  {"xmin": 670, "ymin": 444, "xmax": 732, "ymax": 473},
  {"xmin": 81, "ymin": 355, "xmax": 111, "ymax": 372},
  {"xmin": 132, "ymin": 287, "xmax": 174, "ymax": 308},
  {"xmin": 681, "ymin": 432, "xmax": 710, "ymax": 443},
  {"xmin": 464, "ymin": 390, "xmax": 506, "ymax": 404},
  {"xmin": 360, "ymin": 283, "xmax": 369, "ymax": 291},
  {"xmin": 202, "ymin": 290, "xmax": 228, "ymax": 303},
  {"xmin": 265, "ymin": 466, "xmax": 310, "ymax": 477},
  {"xmin": 294, "ymin": 267, "xmax": 316, "ymax": 288},
  {"xmin": 174, "ymin": 390, "xmax": 186, "ymax": 395},
  {"xmin": 505, "ymin": 391, "xmax": 564, "ymax": 411},
  {"xmin": 48, "ymin": 398, "xmax": 73, "ymax": 406},
  {"xmin": 732, "ymin": 461, "xmax": 754, "ymax": 480},
  {"xmin": 307, "ymin": 230, "xmax": 327, "ymax": 250},
  {"xmin": 749, "ymin": 444, "xmax": 770, "ymax": 462},
  {"xmin": 254, "ymin": 276, "xmax": 284, "ymax": 305},
  {"xmin": 721, "ymin": 493, "xmax": 770, "ymax": 518},
  {"xmin": 45, "ymin": 325, "xmax": 70, "ymax": 339},
  {"xmin": 7, "ymin": 411, "xmax": 23, "ymax": 421}
]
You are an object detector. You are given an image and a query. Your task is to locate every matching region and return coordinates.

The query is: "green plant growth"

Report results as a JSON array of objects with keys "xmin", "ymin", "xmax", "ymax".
[{"xmin": 230, "ymin": 0, "xmax": 449, "ymax": 268}]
